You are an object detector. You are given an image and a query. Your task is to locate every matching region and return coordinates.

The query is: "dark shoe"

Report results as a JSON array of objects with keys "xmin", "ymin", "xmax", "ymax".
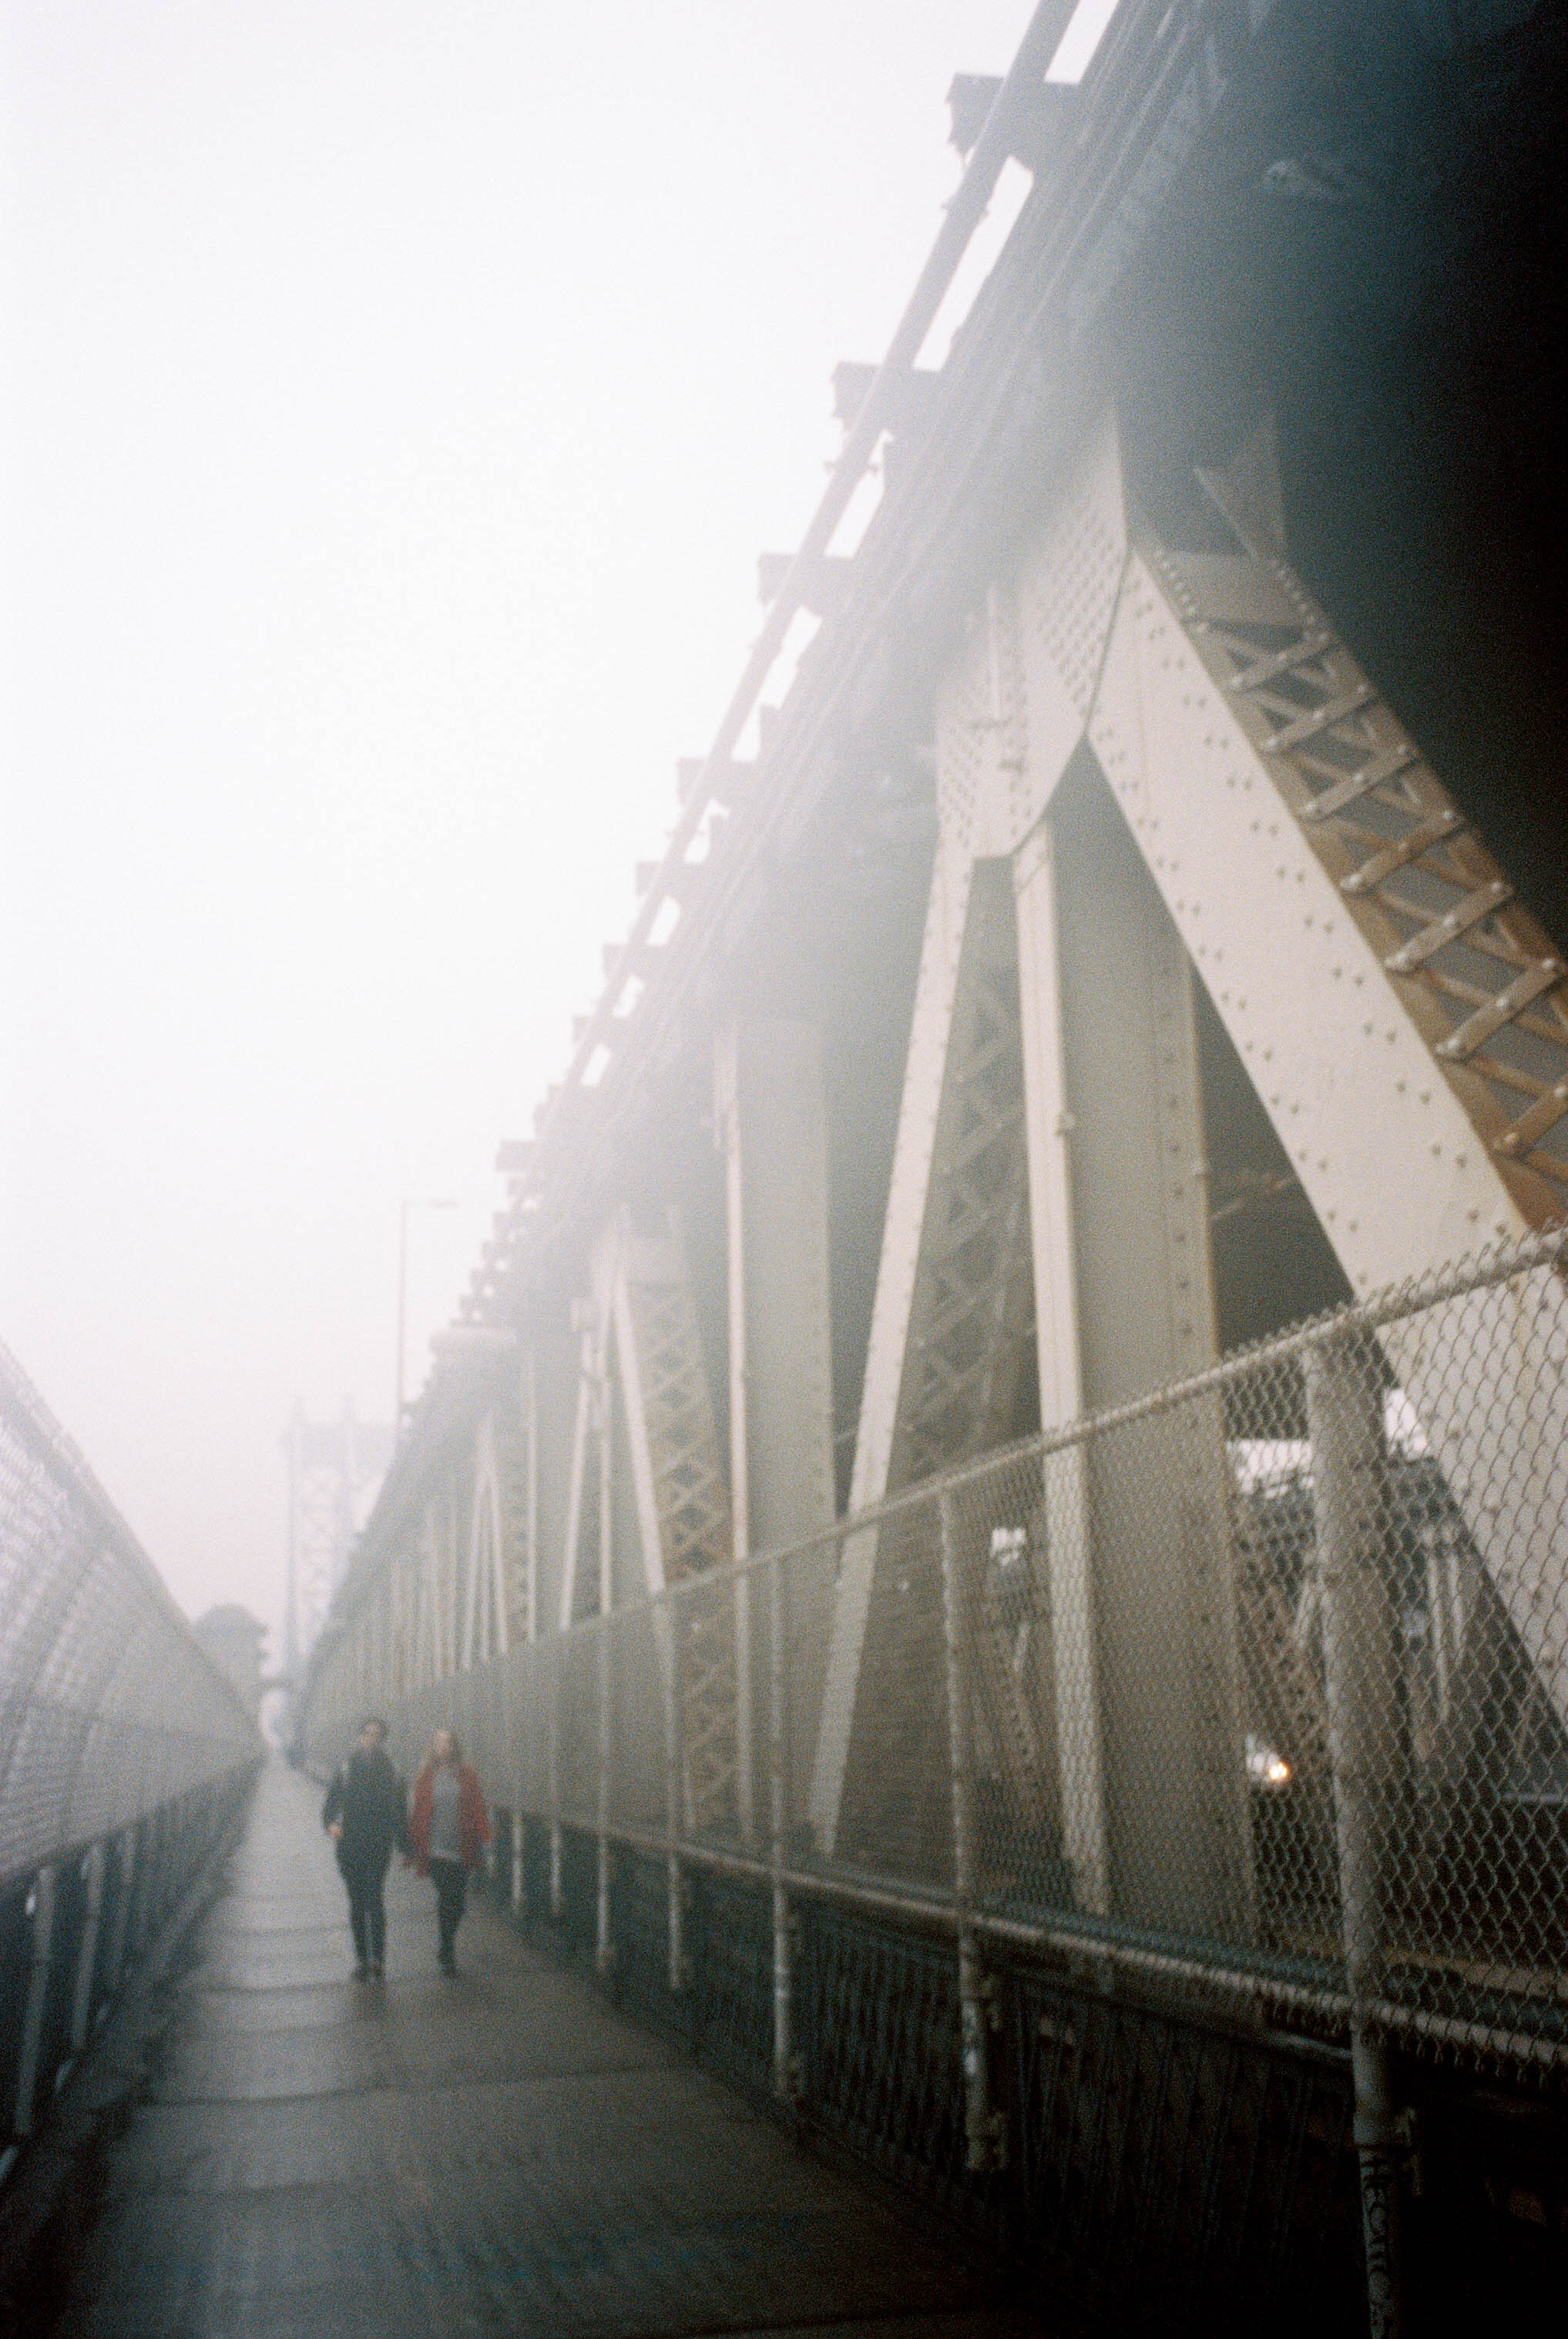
[
  {"xmin": 439, "ymin": 1952, "xmax": 456, "ymax": 1975},
  {"xmin": 368, "ymin": 1960, "xmax": 384, "ymax": 1979},
  {"xmin": 353, "ymin": 1961, "xmax": 369, "ymax": 1981}
]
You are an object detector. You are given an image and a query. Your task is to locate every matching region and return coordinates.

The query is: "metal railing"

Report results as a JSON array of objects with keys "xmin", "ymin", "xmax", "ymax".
[{"xmin": 0, "ymin": 1340, "xmax": 260, "ymax": 2173}]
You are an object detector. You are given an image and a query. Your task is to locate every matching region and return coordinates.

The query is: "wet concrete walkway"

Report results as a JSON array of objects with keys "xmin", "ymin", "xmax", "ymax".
[{"xmin": 55, "ymin": 1760, "xmax": 1030, "ymax": 2339}]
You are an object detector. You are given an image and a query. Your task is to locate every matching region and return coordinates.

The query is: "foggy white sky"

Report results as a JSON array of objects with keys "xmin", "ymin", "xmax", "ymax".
[{"xmin": 1, "ymin": 1, "xmax": 1034, "ymax": 1654}]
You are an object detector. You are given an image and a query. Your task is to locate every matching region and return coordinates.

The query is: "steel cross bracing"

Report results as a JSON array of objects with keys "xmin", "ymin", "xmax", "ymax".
[
  {"xmin": 552, "ymin": 1217, "xmax": 739, "ymax": 1835},
  {"xmin": 458, "ymin": 1413, "xmax": 509, "ymax": 1670},
  {"xmin": 823, "ymin": 861, "xmax": 1036, "ymax": 1875},
  {"xmin": 891, "ymin": 871, "xmax": 1033, "ymax": 1490},
  {"xmin": 1165, "ymin": 459, "xmax": 1568, "ymax": 1211},
  {"xmin": 613, "ymin": 1223, "xmax": 739, "ymax": 1837},
  {"xmin": 807, "ymin": 581, "xmax": 1046, "ymax": 1860},
  {"xmin": 1086, "ymin": 429, "xmax": 1568, "ymax": 1738}
]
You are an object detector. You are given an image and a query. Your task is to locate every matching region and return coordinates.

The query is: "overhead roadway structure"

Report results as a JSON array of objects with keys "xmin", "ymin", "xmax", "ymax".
[{"xmin": 301, "ymin": 0, "xmax": 1568, "ymax": 2029}]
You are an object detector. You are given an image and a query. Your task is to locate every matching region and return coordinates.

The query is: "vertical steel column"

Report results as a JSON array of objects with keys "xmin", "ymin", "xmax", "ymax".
[
  {"xmin": 1013, "ymin": 819, "xmax": 1109, "ymax": 1914},
  {"xmin": 509, "ymin": 1811, "xmax": 525, "ymax": 1920},
  {"xmin": 14, "ymin": 1867, "xmax": 57, "ymax": 2139},
  {"xmin": 1305, "ymin": 1338, "xmax": 1405, "ymax": 2339},
  {"xmin": 769, "ymin": 1551, "xmax": 796, "ymax": 2102},
  {"xmin": 129, "ymin": 1818, "xmax": 154, "ymax": 1957},
  {"xmin": 1043, "ymin": 758, "xmax": 1237, "ymax": 1934},
  {"xmin": 664, "ymin": 1581, "xmax": 687, "ymax": 1992},
  {"xmin": 938, "ymin": 1491, "xmax": 999, "ymax": 2170},
  {"xmin": 524, "ymin": 1340, "xmax": 540, "ymax": 1647},
  {"xmin": 549, "ymin": 1631, "xmax": 564, "ymax": 1919},
  {"xmin": 596, "ymin": 1355, "xmax": 614, "ymax": 1973},
  {"xmin": 102, "ymin": 1828, "xmax": 136, "ymax": 1997},
  {"xmin": 717, "ymin": 1020, "xmax": 836, "ymax": 1843},
  {"xmin": 717, "ymin": 1029, "xmax": 756, "ymax": 1850},
  {"xmin": 69, "ymin": 1842, "xmax": 106, "ymax": 2052}
]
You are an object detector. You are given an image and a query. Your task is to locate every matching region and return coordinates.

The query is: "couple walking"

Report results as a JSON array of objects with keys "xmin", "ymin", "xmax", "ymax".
[{"xmin": 321, "ymin": 1718, "xmax": 489, "ymax": 1978}]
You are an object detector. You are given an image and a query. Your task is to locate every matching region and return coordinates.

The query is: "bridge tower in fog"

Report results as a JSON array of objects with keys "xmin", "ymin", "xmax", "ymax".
[{"xmin": 282, "ymin": 1402, "xmax": 393, "ymax": 1685}]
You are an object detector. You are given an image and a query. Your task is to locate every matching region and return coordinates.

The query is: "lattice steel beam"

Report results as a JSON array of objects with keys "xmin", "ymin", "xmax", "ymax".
[
  {"xmin": 1089, "ymin": 427, "xmax": 1568, "ymax": 1733},
  {"xmin": 611, "ymin": 1215, "xmax": 739, "ymax": 1837},
  {"xmin": 811, "ymin": 586, "xmax": 1043, "ymax": 1860}
]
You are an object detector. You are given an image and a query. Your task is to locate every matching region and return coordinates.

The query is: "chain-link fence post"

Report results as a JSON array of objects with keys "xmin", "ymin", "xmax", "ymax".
[
  {"xmin": 103, "ymin": 1829, "xmax": 135, "ymax": 1995},
  {"xmin": 596, "ymin": 1619, "xmax": 613, "ymax": 1974},
  {"xmin": 549, "ymin": 1635, "xmax": 564, "ymax": 1921},
  {"xmin": 505, "ymin": 1648, "xmax": 526, "ymax": 1921},
  {"xmin": 69, "ymin": 1841, "xmax": 106, "ymax": 2052},
  {"xmin": 664, "ymin": 1586, "xmax": 687, "ymax": 1992},
  {"xmin": 594, "ymin": 1631, "xmax": 609, "ymax": 1968},
  {"xmin": 939, "ymin": 1489, "xmax": 1001, "ymax": 2171},
  {"xmin": 769, "ymin": 1550, "xmax": 797, "ymax": 2102},
  {"xmin": 735, "ymin": 1567, "xmax": 757, "ymax": 1852},
  {"xmin": 13, "ymin": 1866, "xmax": 55, "ymax": 2139},
  {"xmin": 1305, "ymin": 1335, "xmax": 1406, "ymax": 2339},
  {"xmin": 596, "ymin": 1361, "xmax": 615, "ymax": 1972}
]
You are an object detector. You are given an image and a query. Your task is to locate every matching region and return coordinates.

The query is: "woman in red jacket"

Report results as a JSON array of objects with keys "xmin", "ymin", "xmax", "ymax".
[{"xmin": 408, "ymin": 1727, "xmax": 490, "ymax": 1974}]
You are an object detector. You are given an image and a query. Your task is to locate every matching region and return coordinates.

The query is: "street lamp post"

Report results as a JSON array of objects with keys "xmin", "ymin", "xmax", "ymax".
[{"xmin": 397, "ymin": 1196, "xmax": 458, "ymax": 1439}]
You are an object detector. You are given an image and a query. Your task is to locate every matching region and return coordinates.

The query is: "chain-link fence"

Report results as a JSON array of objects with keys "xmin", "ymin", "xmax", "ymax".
[
  {"xmin": 0, "ymin": 1338, "xmax": 260, "ymax": 1885},
  {"xmin": 357, "ymin": 1228, "xmax": 1565, "ymax": 2089},
  {"xmin": 290, "ymin": 1228, "xmax": 1568, "ymax": 2325},
  {"xmin": 1, "ymin": 1338, "xmax": 262, "ymax": 2163}
]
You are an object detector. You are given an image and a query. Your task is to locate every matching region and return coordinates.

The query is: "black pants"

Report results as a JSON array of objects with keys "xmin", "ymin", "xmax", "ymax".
[
  {"xmin": 431, "ymin": 1857, "xmax": 467, "ymax": 1963},
  {"xmin": 340, "ymin": 1850, "xmax": 391, "ymax": 1966}
]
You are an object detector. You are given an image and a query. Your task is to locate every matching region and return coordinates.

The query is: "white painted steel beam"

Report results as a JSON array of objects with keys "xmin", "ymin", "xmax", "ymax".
[
  {"xmin": 1046, "ymin": 754, "xmax": 1248, "ymax": 1931},
  {"xmin": 806, "ymin": 827, "xmax": 975, "ymax": 1857},
  {"xmin": 808, "ymin": 575, "xmax": 1049, "ymax": 1857},
  {"xmin": 1090, "ymin": 445, "xmax": 1568, "ymax": 1728},
  {"xmin": 1012, "ymin": 821, "xmax": 1107, "ymax": 1914},
  {"xmin": 603, "ymin": 1209, "xmax": 738, "ymax": 1835},
  {"xmin": 717, "ymin": 1019, "xmax": 838, "ymax": 1846}
]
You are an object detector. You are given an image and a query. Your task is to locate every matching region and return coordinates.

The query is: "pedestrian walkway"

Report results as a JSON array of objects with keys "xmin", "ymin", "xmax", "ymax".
[{"xmin": 53, "ymin": 1760, "xmax": 1034, "ymax": 2338}]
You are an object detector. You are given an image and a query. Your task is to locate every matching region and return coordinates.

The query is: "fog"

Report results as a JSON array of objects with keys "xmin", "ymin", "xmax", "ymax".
[{"xmin": 0, "ymin": 2, "xmax": 1032, "ymax": 1654}]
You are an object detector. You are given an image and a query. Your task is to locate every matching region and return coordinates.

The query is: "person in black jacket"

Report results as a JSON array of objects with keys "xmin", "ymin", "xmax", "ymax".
[{"xmin": 321, "ymin": 1716, "xmax": 408, "ymax": 1980}]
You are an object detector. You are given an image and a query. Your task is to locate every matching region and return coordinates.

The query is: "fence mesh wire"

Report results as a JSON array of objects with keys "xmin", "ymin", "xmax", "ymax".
[
  {"xmin": 304, "ymin": 1230, "xmax": 1568, "ymax": 2075},
  {"xmin": 0, "ymin": 1338, "xmax": 259, "ymax": 1884}
]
